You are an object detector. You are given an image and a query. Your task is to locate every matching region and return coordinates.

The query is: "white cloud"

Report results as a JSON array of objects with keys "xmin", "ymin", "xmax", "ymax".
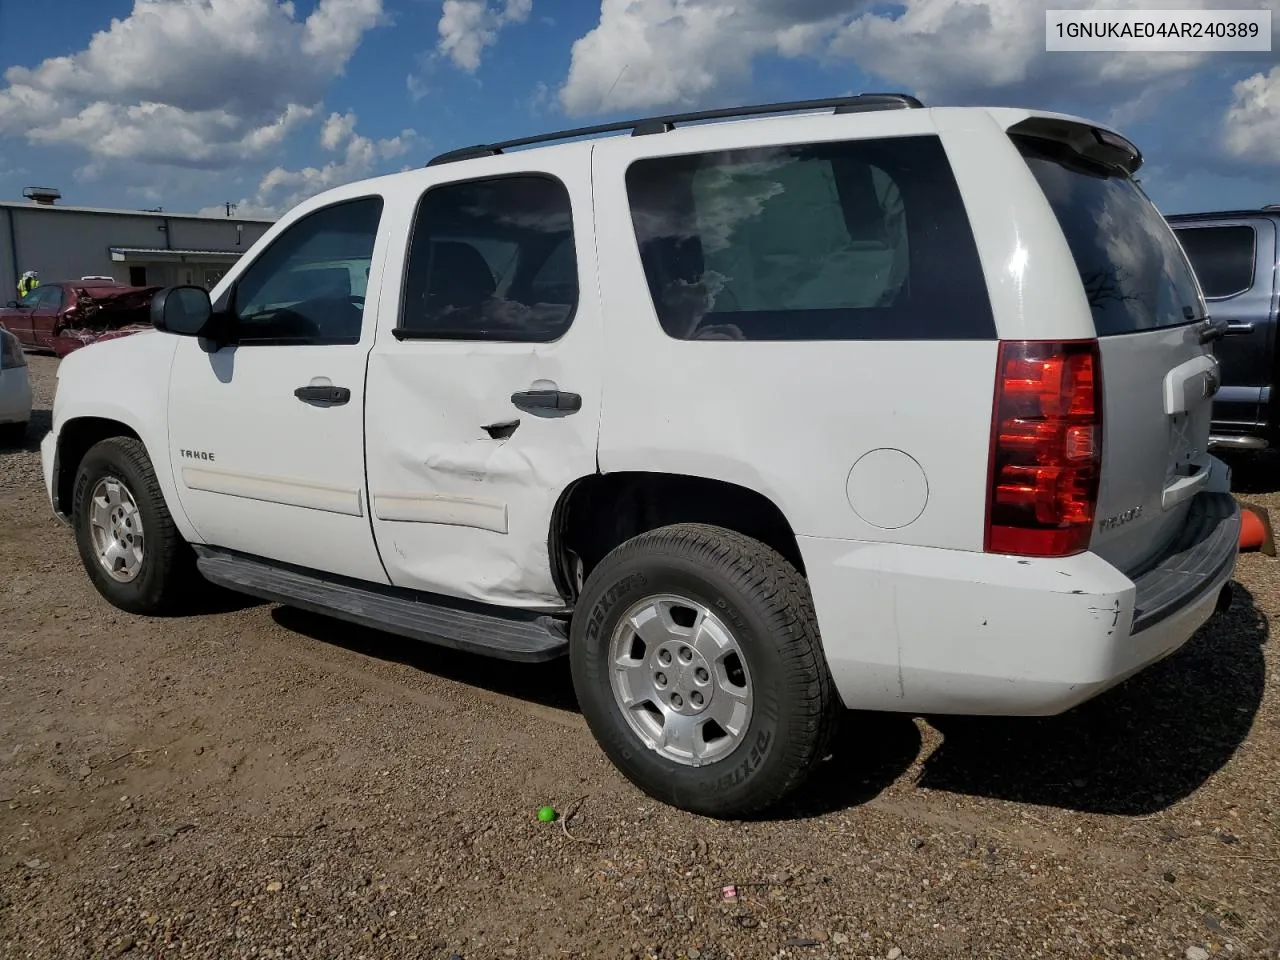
[
  {"xmin": 202, "ymin": 112, "xmax": 419, "ymax": 218},
  {"xmin": 825, "ymin": 0, "xmax": 1256, "ymax": 103},
  {"xmin": 320, "ymin": 111, "xmax": 358, "ymax": 152},
  {"xmin": 407, "ymin": 73, "xmax": 431, "ymax": 103},
  {"xmin": 560, "ymin": 0, "xmax": 819, "ymax": 115},
  {"xmin": 559, "ymin": 0, "xmax": 1278, "ymax": 120},
  {"xmin": 437, "ymin": 0, "xmax": 533, "ymax": 72},
  {"xmin": 526, "ymin": 80, "xmax": 553, "ymax": 116},
  {"xmin": 1224, "ymin": 65, "xmax": 1280, "ymax": 164},
  {"xmin": 0, "ymin": 0, "xmax": 385, "ymax": 169}
]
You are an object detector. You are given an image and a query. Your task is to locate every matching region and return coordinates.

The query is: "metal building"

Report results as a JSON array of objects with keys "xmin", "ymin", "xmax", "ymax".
[{"xmin": 0, "ymin": 189, "xmax": 275, "ymax": 298}]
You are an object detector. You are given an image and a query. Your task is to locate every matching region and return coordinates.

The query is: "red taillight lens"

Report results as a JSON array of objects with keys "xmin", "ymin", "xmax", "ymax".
[{"xmin": 985, "ymin": 339, "xmax": 1102, "ymax": 557}]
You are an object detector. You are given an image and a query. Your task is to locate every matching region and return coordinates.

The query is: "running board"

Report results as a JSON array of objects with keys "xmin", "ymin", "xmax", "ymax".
[{"xmin": 193, "ymin": 546, "xmax": 569, "ymax": 663}]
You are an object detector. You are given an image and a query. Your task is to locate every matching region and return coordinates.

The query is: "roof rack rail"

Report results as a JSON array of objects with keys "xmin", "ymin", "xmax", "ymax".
[{"xmin": 426, "ymin": 93, "xmax": 924, "ymax": 167}]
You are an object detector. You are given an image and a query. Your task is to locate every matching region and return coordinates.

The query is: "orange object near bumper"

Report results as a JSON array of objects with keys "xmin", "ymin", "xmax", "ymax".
[{"xmin": 1237, "ymin": 503, "xmax": 1275, "ymax": 555}]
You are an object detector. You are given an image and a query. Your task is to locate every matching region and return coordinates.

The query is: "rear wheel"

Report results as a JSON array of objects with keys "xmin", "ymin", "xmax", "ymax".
[
  {"xmin": 570, "ymin": 523, "xmax": 839, "ymax": 818},
  {"xmin": 72, "ymin": 437, "xmax": 197, "ymax": 615}
]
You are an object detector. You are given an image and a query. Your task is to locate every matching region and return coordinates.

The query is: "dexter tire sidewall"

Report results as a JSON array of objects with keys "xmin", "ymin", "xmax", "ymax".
[
  {"xmin": 72, "ymin": 440, "xmax": 172, "ymax": 614},
  {"xmin": 572, "ymin": 547, "xmax": 799, "ymax": 818}
]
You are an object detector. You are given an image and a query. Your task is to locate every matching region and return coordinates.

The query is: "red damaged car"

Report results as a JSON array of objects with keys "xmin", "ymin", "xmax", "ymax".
[{"xmin": 0, "ymin": 279, "xmax": 161, "ymax": 357}]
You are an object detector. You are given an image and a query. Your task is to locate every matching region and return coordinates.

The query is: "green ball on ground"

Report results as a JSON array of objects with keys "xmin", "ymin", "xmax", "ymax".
[{"xmin": 537, "ymin": 805, "xmax": 557, "ymax": 822}]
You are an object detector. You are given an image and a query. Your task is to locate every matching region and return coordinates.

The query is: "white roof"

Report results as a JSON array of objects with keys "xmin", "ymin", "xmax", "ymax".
[
  {"xmin": 377, "ymin": 103, "xmax": 1128, "ymax": 191},
  {"xmin": 266, "ymin": 103, "xmax": 1135, "ymax": 227}
]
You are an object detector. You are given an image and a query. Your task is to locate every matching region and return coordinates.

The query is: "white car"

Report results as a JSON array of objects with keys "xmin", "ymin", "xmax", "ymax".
[
  {"xmin": 0, "ymin": 324, "xmax": 31, "ymax": 445},
  {"xmin": 39, "ymin": 95, "xmax": 1239, "ymax": 817}
]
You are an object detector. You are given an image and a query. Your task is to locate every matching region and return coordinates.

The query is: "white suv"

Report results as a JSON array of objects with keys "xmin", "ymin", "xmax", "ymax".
[{"xmin": 41, "ymin": 95, "xmax": 1240, "ymax": 817}]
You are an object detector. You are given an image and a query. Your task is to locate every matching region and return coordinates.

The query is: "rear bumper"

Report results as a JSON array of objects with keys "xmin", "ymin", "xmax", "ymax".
[
  {"xmin": 802, "ymin": 484, "xmax": 1240, "ymax": 716},
  {"xmin": 1130, "ymin": 491, "xmax": 1238, "ymax": 633}
]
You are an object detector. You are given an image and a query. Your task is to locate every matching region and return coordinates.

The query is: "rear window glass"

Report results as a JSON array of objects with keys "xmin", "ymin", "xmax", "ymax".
[
  {"xmin": 398, "ymin": 175, "xmax": 578, "ymax": 343},
  {"xmin": 1172, "ymin": 225, "xmax": 1257, "ymax": 300},
  {"xmin": 1015, "ymin": 135, "xmax": 1204, "ymax": 337},
  {"xmin": 624, "ymin": 135, "xmax": 995, "ymax": 341}
]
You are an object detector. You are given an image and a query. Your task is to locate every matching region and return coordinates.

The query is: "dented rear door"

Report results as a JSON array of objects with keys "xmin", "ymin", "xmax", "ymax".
[{"xmin": 364, "ymin": 146, "xmax": 603, "ymax": 610}]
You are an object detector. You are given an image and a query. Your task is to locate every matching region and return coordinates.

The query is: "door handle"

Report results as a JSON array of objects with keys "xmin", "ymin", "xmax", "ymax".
[
  {"xmin": 294, "ymin": 385, "xmax": 351, "ymax": 407},
  {"xmin": 1198, "ymin": 317, "xmax": 1229, "ymax": 344},
  {"xmin": 1226, "ymin": 322, "xmax": 1256, "ymax": 335},
  {"xmin": 511, "ymin": 389, "xmax": 582, "ymax": 414}
]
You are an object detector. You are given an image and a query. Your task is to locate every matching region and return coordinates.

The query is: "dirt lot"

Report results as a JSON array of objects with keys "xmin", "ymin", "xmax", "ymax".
[{"xmin": 2, "ymin": 354, "xmax": 1278, "ymax": 960}]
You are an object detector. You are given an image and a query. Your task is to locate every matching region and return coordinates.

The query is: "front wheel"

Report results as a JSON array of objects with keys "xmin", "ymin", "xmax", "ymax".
[
  {"xmin": 570, "ymin": 523, "xmax": 840, "ymax": 818},
  {"xmin": 72, "ymin": 436, "xmax": 197, "ymax": 615}
]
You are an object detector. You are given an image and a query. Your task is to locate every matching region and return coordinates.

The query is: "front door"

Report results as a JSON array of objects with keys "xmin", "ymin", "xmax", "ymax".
[
  {"xmin": 364, "ymin": 155, "xmax": 602, "ymax": 610},
  {"xmin": 30, "ymin": 285, "xmax": 66, "ymax": 348},
  {"xmin": 167, "ymin": 193, "xmax": 390, "ymax": 584},
  {"xmin": 1172, "ymin": 218, "xmax": 1279, "ymax": 433},
  {"xmin": 2, "ymin": 287, "xmax": 42, "ymax": 344}
]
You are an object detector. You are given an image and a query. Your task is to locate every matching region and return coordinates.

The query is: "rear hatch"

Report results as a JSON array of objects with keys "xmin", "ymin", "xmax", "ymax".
[{"xmin": 1013, "ymin": 127, "xmax": 1218, "ymax": 574}]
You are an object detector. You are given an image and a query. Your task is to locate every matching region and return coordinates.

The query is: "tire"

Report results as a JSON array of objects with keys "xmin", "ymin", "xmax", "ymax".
[
  {"xmin": 570, "ymin": 523, "xmax": 840, "ymax": 818},
  {"xmin": 0, "ymin": 421, "xmax": 27, "ymax": 447},
  {"xmin": 72, "ymin": 436, "xmax": 197, "ymax": 615}
]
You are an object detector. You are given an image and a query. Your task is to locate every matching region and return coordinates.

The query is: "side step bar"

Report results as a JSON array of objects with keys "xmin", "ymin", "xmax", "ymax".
[{"xmin": 193, "ymin": 546, "xmax": 569, "ymax": 663}]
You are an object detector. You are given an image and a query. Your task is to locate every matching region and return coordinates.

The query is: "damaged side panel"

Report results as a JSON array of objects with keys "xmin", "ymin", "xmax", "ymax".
[
  {"xmin": 362, "ymin": 145, "xmax": 603, "ymax": 610},
  {"xmin": 364, "ymin": 347, "xmax": 598, "ymax": 608}
]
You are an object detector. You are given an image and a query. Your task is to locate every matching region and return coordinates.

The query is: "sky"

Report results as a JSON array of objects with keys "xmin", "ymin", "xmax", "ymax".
[{"xmin": 0, "ymin": 0, "xmax": 1276, "ymax": 219}]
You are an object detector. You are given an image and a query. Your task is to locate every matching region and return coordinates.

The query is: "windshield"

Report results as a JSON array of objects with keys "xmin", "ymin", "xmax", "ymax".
[{"xmin": 1014, "ymin": 134, "xmax": 1205, "ymax": 337}]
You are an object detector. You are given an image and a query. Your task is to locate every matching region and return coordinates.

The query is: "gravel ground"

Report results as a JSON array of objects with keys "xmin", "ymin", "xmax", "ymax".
[{"xmin": 2, "ymin": 354, "xmax": 1279, "ymax": 960}]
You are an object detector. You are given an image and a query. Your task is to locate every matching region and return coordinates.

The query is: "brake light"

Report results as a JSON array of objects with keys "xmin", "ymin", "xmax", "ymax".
[
  {"xmin": 0, "ymin": 330, "xmax": 25, "ymax": 369},
  {"xmin": 985, "ymin": 339, "xmax": 1102, "ymax": 557}
]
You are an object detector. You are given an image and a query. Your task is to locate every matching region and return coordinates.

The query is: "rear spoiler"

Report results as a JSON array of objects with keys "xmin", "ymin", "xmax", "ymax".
[{"xmin": 1006, "ymin": 116, "xmax": 1142, "ymax": 176}]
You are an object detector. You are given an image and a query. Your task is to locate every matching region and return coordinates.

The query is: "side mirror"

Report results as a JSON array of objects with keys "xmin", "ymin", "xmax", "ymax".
[
  {"xmin": 5, "ymin": 301, "xmax": 18, "ymax": 308},
  {"xmin": 151, "ymin": 285, "xmax": 213, "ymax": 337}
]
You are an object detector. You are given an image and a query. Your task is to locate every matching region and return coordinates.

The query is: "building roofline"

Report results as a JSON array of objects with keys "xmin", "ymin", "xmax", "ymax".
[{"xmin": 0, "ymin": 200, "xmax": 275, "ymax": 223}]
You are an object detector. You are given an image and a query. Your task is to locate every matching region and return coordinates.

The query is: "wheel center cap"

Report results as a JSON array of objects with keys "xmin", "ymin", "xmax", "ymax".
[{"xmin": 651, "ymin": 641, "xmax": 714, "ymax": 716}]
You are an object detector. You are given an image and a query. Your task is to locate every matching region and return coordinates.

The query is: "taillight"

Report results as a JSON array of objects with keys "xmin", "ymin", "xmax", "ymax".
[
  {"xmin": 0, "ymin": 331, "xmax": 25, "ymax": 369},
  {"xmin": 985, "ymin": 339, "xmax": 1102, "ymax": 557}
]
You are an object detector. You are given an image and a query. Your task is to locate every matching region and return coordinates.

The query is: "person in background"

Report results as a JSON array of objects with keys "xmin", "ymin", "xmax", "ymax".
[{"xmin": 17, "ymin": 271, "xmax": 39, "ymax": 299}]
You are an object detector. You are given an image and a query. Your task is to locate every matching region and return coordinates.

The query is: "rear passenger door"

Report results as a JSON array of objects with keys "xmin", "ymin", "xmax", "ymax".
[
  {"xmin": 1172, "ymin": 218, "xmax": 1278, "ymax": 432},
  {"xmin": 364, "ymin": 154, "xmax": 602, "ymax": 609}
]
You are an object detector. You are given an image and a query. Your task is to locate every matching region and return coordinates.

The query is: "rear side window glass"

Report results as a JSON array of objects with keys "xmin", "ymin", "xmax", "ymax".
[
  {"xmin": 398, "ymin": 175, "xmax": 578, "ymax": 343},
  {"xmin": 1172, "ymin": 225, "xmax": 1257, "ymax": 300},
  {"xmin": 624, "ymin": 135, "xmax": 995, "ymax": 341},
  {"xmin": 1015, "ymin": 135, "xmax": 1204, "ymax": 337}
]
